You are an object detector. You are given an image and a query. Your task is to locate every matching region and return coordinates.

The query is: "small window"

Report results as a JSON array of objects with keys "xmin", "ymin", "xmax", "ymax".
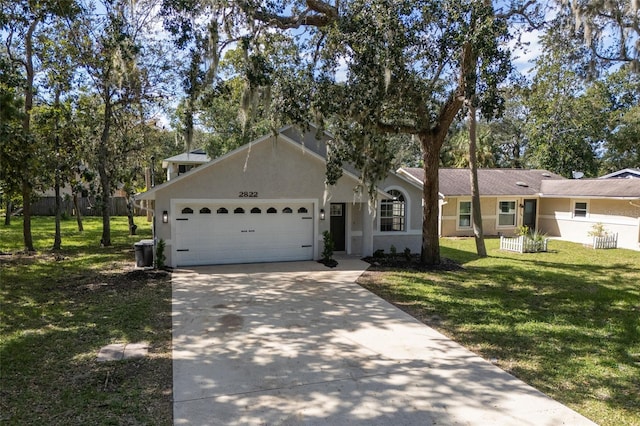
[
  {"xmin": 178, "ymin": 164, "xmax": 193, "ymax": 175},
  {"xmin": 251, "ymin": 207, "xmax": 261, "ymax": 214},
  {"xmin": 282, "ymin": 207, "xmax": 293, "ymax": 213},
  {"xmin": 199, "ymin": 207, "xmax": 211, "ymax": 214},
  {"xmin": 574, "ymin": 202, "xmax": 588, "ymax": 218},
  {"xmin": 234, "ymin": 207, "xmax": 245, "ymax": 214},
  {"xmin": 297, "ymin": 207, "xmax": 308, "ymax": 214},
  {"xmin": 380, "ymin": 190, "xmax": 405, "ymax": 231},
  {"xmin": 267, "ymin": 207, "xmax": 277, "ymax": 214},
  {"xmin": 498, "ymin": 201, "xmax": 516, "ymax": 226},
  {"xmin": 458, "ymin": 201, "xmax": 472, "ymax": 228},
  {"xmin": 181, "ymin": 207, "xmax": 194, "ymax": 214},
  {"xmin": 217, "ymin": 207, "xmax": 228, "ymax": 214}
]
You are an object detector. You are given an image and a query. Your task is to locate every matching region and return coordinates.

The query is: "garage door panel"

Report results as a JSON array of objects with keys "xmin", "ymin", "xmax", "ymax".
[{"xmin": 175, "ymin": 202, "xmax": 314, "ymax": 266}]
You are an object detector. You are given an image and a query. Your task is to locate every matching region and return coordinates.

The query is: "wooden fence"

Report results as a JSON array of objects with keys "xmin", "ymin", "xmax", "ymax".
[
  {"xmin": 500, "ymin": 235, "xmax": 548, "ymax": 253},
  {"xmin": 29, "ymin": 196, "xmax": 146, "ymax": 217},
  {"xmin": 592, "ymin": 233, "xmax": 618, "ymax": 249}
]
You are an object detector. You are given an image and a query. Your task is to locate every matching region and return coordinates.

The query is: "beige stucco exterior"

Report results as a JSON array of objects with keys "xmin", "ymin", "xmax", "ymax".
[
  {"xmin": 539, "ymin": 197, "xmax": 640, "ymax": 250},
  {"xmin": 138, "ymin": 128, "xmax": 423, "ymax": 266},
  {"xmin": 440, "ymin": 196, "xmax": 539, "ymax": 238},
  {"xmin": 438, "ymin": 193, "xmax": 639, "ymax": 251}
]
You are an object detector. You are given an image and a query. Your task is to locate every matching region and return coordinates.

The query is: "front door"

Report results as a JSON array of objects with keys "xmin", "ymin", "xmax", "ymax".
[
  {"xmin": 330, "ymin": 203, "xmax": 346, "ymax": 251},
  {"xmin": 523, "ymin": 199, "xmax": 537, "ymax": 231}
]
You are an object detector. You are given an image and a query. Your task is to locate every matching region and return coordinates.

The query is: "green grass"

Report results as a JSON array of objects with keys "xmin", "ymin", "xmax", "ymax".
[
  {"xmin": 0, "ymin": 217, "xmax": 172, "ymax": 425},
  {"xmin": 359, "ymin": 238, "xmax": 640, "ymax": 426}
]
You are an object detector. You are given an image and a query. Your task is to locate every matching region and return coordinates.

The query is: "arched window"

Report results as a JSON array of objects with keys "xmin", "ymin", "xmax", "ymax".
[
  {"xmin": 181, "ymin": 207, "xmax": 194, "ymax": 214},
  {"xmin": 282, "ymin": 207, "xmax": 293, "ymax": 213},
  {"xmin": 297, "ymin": 207, "xmax": 308, "ymax": 213},
  {"xmin": 380, "ymin": 189, "xmax": 405, "ymax": 231},
  {"xmin": 251, "ymin": 207, "xmax": 261, "ymax": 214},
  {"xmin": 234, "ymin": 207, "xmax": 245, "ymax": 214},
  {"xmin": 267, "ymin": 207, "xmax": 277, "ymax": 214},
  {"xmin": 199, "ymin": 207, "xmax": 211, "ymax": 214},
  {"xmin": 217, "ymin": 207, "xmax": 228, "ymax": 214}
]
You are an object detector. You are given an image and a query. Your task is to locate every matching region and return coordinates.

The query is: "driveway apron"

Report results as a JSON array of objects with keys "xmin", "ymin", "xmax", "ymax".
[{"xmin": 172, "ymin": 258, "xmax": 595, "ymax": 426}]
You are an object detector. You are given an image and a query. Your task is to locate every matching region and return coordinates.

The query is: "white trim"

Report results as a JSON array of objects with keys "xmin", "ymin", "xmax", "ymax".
[
  {"xmin": 456, "ymin": 199, "xmax": 473, "ymax": 231},
  {"xmin": 598, "ymin": 168, "xmax": 640, "ymax": 179},
  {"xmin": 378, "ymin": 186, "xmax": 409, "ymax": 233},
  {"xmin": 496, "ymin": 199, "xmax": 518, "ymax": 228},
  {"xmin": 571, "ymin": 199, "xmax": 589, "ymax": 218}
]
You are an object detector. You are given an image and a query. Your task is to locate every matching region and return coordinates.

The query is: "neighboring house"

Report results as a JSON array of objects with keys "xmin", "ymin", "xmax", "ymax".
[
  {"xmin": 539, "ymin": 179, "xmax": 640, "ymax": 250},
  {"xmin": 136, "ymin": 125, "xmax": 423, "ymax": 267},
  {"xmin": 162, "ymin": 148, "xmax": 210, "ymax": 181},
  {"xmin": 599, "ymin": 168, "xmax": 640, "ymax": 179},
  {"xmin": 398, "ymin": 168, "xmax": 565, "ymax": 237},
  {"xmin": 399, "ymin": 167, "xmax": 640, "ymax": 251}
]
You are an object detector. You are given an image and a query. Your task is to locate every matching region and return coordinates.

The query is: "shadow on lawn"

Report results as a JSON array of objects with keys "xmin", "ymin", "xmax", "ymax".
[
  {"xmin": 0, "ymin": 258, "xmax": 173, "ymax": 425},
  {"xmin": 360, "ymin": 255, "xmax": 640, "ymax": 422}
]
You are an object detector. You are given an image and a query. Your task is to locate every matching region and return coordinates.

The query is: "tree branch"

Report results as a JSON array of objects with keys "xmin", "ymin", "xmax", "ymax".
[{"xmin": 242, "ymin": 0, "xmax": 338, "ymax": 29}]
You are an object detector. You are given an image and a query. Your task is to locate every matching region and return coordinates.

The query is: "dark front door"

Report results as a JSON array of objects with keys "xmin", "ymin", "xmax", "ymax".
[
  {"xmin": 330, "ymin": 203, "xmax": 346, "ymax": 251},
  {"xmin": 523, "ymin": 199, "xmax": 537, "ymax": 231}
]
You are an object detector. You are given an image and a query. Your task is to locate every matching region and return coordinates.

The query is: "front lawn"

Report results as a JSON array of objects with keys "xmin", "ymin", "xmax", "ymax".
[
  {"xmin": 358, "ymin": 238, "xmax": 640, "ymax": 426},
  {"xmin": 0, "ymin": 216, "xmax": 172, "ymax": 425}
]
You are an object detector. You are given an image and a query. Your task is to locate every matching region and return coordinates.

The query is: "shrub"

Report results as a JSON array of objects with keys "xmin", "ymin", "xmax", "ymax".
[
  {"xmin": 155, "ymin": 239, "xmax": 166, "ymax": 269},
  {"xmin": 588, "ymin": 223, "xmax": 608, "ymax": 238},
  {"xmin": 321, "ymin": 231, "xmax": 334, "ymax": 263},
  {"xmin": 515, "ymin": 225, "xmax": 530, "ymax": 237},
  {"xmin": 404, "ymin": 247, "xmax": 412, "ymax": 262}
]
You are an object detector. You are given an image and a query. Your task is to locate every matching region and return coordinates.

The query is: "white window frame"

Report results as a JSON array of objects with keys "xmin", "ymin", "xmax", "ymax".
[
  {"xmin": 379, "ymin": 187, "xmax": 408, "ymax": 232},
  {"xmin": 457, "ymin": 200, "xmax": 472, "ymax": 230},
  {"xmin": 572, "ymin": 200, "xmax": 589, "ymax": 218},
  {"xmin": 496, "ymin": 200, "xmax": 517, "ymax": 228}
]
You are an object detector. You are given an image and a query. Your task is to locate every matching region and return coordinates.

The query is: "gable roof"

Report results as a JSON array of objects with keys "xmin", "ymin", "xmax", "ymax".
[
  {"xmin": 540, "ymin": 179, "xmax": 640, "ymax": 199},
  {"xmin": 161, "ymin": 149, "xmax": 210, "ymax": 168},
  {"xmin": 137, "ymin": 125, "xmax": 404, "ymax": 201},
  {"xmin": 598, "ymin": 168, "xmax": 640, "ymax": 179},
  {"xmin": 399, "ymin": 168, "xmax": 565, "ymax": 196}
]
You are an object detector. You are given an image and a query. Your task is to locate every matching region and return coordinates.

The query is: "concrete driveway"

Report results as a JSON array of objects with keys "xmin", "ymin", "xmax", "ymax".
[{"xmin": 172, "ymin": 257, "xmax": 595, "ymax": 426}]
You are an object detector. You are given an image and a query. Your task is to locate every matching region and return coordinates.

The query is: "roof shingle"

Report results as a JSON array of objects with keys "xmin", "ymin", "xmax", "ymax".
[{"xmin": 401, "ymin": 168, "xmax": 565, "ymax": 196}]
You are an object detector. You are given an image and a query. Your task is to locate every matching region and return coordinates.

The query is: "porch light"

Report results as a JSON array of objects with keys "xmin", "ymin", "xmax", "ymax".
[
  {"xmin": 320, "ymin": 209, "xmax": 325, "ymax": 220},
  {"xmin": 162, "ymin": 210, "xmax": 168, "ymax": 223}
]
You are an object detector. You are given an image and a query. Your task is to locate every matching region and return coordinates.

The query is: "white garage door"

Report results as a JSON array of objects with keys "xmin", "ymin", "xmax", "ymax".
[{"xmin": 174, "ymin": 202, "xmax": 314, "ymax": 266}]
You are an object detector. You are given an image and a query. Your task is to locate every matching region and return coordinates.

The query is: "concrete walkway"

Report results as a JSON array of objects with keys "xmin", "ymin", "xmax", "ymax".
[{"xmin": 172, "ymin": 257, "xmax": 596, "ymax": 426}]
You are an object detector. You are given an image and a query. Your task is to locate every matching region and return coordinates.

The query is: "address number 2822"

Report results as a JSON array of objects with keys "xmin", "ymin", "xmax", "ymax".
[{"xmin": 238, "ymin": 191, "xmax": 258, "ymax": 198}]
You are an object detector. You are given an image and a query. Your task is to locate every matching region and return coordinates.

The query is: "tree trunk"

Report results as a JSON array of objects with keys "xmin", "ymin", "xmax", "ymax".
[
  {"xmin": 4, "ymin": 199, "xmax": 11, "ymax": 225},
  {"xmin": 420, "ymin": 133, "xmax": 443, "ymax": 265},
  {"xmin": 98, "ymin": 92, "xmax": 112, "ymax": 247},
  {"xmin": 127, "ymin": 194, "xmax": 136, "ymax": 235},
  {"xmin": 53, "ymin": 170, "xmax": 62, "ymax": 250},
  {"xmin": 73, "ymin": 191, "xmax": 84, "ymax": 232},
  {"xmin": 468, "ymin": 104, "xmax": 487, "ymax": 257},
  {"xmin": 53, "ymin": 91, "xmax": 62, "ymax": 251},
  {"xmin": 21, "ymin": 20, "xmax": 38, "ymax": 252}
]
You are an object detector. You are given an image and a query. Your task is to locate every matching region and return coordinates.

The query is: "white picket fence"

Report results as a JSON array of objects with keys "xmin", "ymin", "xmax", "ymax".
[
  {"xmin": 592, "ymin": 233, "xmax": 618, "ymax": 249},
  {"xmin": 500, "ymin": 235, "xmax": 548, "ymax": 253}
]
